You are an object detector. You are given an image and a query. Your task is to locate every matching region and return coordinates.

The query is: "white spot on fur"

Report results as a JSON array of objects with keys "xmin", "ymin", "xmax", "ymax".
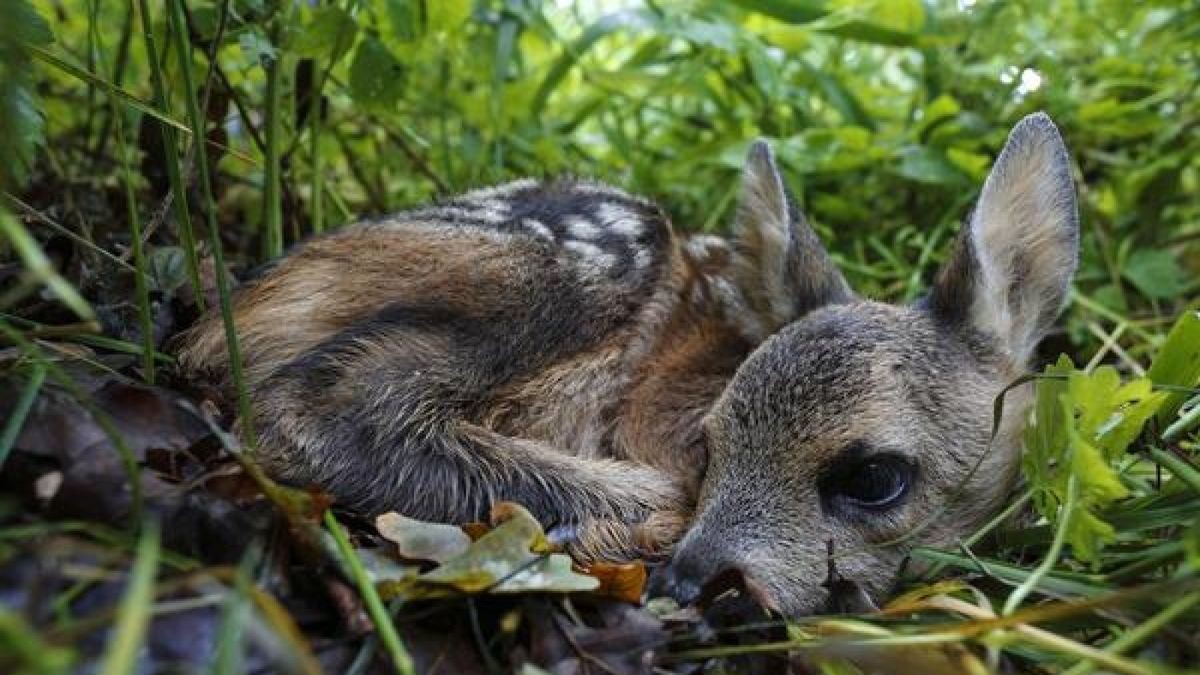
[
  {"xmin": 597, "ymin": 202, "xmax": 643, "ymax": 238},
  {"xmin": 522, "ymin": 218, "xmax": 554, "ymax": 240},
  {"xmin": 566, "ymin": 216, "xmax": 602, "ymax": 240},
  {"xmin": 460, "ymin": 179, "xmax": 537, "ymax": 201},
  {"xmin": 564, "ymin": 240, "xmax": 617, "ymax": 272}
]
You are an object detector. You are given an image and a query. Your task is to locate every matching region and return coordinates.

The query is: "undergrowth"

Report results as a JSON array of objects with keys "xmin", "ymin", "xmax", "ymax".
[{"xmin": 0, "ymin": 0, "xmax": 1197, "ymax": 673}]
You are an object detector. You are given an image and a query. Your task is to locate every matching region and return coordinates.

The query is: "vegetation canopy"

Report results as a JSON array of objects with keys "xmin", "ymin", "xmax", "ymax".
[{"xmin": 0, "ymin": 0, "xmax": 1196, "ymax": 673}]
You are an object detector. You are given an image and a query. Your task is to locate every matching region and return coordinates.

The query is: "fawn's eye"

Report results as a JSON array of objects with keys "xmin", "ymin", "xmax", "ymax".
[{"xmin": 819, "ymin": 449, "xmax": 914, "ymax": 514}]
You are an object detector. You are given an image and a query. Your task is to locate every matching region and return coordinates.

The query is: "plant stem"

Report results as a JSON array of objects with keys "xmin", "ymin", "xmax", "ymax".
[
  {"xmin": 1003, "ymin": 475, "xmax": 1076, "ymax": 615},
  {"xmin": 136, "ymin": 0, "xmax": 206, "ymax": 312},
  {"xmin": 261, "ymin": 2, "xmax": 287, "ymax": 258},
  {"xmin": 324, "ymin": 511, "xmax": 415, "ymax": 675},
  {"xmin": 0, "ymin": 363, "xmax": 46, "ymax": 470},
  {"xmin": 1062, "ymin": 591, "xmax": 1200, "ymax": 675},
  {"xmin": 99, "ymin": 519, "xmax": 160, "ymax": 675},
  {"xmin": 111, "ymin": 100, "xmax": 157, "ymax": 384},
  {"xmin": 166, "ymin": 0, "xmax": 257, "ymax": 446}
]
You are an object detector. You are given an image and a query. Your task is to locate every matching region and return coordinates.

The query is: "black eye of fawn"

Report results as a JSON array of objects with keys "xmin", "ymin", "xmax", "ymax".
[{"xmin": 819, "ymin": 449, "xmax": 913, "ymax": 513}]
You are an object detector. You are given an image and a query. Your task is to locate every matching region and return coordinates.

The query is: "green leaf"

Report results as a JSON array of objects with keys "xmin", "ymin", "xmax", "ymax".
[
  {"xmin": 1023, "ymin": 356, "xmax": 1074, "ymax": 518},
  {"xmin": 1122, "ymin": 248, "xmax": 1185, "ymax": 300},
  {"xmin": 730, "ymin": 0, "xmax": 829, "ymax": 25},
  {"xmin": 892, "ymin": 146, "xmax": 968, "ymax": 185},
  {"xmin": 348, "ymin": 37, "xmax": 406, "ymax": 109},
  {"xmin": 1146, "ymin": 311, "xmax": 1200, "ymax": 423},
  {"xmin": 0, "ymin": 0, "xmax": 53, "ymax": 189},
  {"xmin": 1068, "ymin": 367, "xmax": 1166, "ymax": 461},
  {"xmin": 1022, "ymin": 360, "xmax": 1164, "ymax": 563},
  {"xmin": 531, "ymin": 9, "xmax": 656, "ymax": 114},
  {"xmin": 799, "ymin": 60, "xmax": 875, "ymax": 129},
  {"xmin": 426, "ymin": 0, "xmax": 471, "ymax": 33},
  {"xmin": 380, "ymin": 0, "xmax": 420, "ymax": 41},
  {"xmin": 291, "ymin": 6, "xmax": 358, "ymax": 61},
  {"xmin": 1185, "ymin": 519, "xmax": 1200, "ymax": 571},
  {"xmin": 238, "ymin": 26, "xmax": 277, "ymax": 65}
]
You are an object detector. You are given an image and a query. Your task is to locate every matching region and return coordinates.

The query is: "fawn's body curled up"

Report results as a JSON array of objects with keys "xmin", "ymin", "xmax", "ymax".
[{"xmin": 178, "ymin": 113, "xmax": 1080, "ymax": 615}]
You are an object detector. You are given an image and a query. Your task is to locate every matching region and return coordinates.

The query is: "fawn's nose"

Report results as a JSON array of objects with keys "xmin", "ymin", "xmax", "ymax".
[{"xmin": 648, "ymin": 545, "xmax": 757, "ymax": 609}]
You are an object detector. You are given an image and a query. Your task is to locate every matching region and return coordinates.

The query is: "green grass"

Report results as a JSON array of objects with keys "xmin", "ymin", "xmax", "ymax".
[{"xmin": 0, "ymin": 0, "xmax": 1197, "ymax": 672}]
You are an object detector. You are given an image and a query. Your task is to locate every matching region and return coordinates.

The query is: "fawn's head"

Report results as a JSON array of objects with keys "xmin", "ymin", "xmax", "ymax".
[{"xmin": 654, "ymin": 113, "xmax": 1078, "ymax": 616}]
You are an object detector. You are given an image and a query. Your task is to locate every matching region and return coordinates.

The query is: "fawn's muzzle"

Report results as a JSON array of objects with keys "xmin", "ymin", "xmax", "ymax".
[{"xmin": 648, "ymin": 546, "xmax": 775, "ymax": 613}]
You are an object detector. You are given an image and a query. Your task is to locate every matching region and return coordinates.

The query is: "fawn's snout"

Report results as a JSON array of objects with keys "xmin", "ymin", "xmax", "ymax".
[{"xmin": 648, "ymin": 537, "xmax": 780, "ymax": 613}]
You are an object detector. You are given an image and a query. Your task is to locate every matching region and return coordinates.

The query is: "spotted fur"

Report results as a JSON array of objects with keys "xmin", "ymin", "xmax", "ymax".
[{"xmin": 178, "ymin": 113, "xmax": 1079, "ymax": 615}]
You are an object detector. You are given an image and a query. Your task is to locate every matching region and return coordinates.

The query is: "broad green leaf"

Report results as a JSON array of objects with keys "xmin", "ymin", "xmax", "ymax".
[
  {"xmin": 892, "ymin": 146, "xmax": 968, "ymax": 185},
  {"xmin": 427, "ymin": 0, "xmax": 471, "ymax": 33},
  {"xmin": 1068, "ymin": 367, "xmax": 1166, "ymax": 461},
  {"xmin": 238, "ymin": 26, "xmax": 277, "ymax": 64},
  {"xmin": 813, "ymin": 0, "xmax": 925, "ymax": 46},
  {"xmin": 1146, "ymin": 311, "xmax": 1200, "ymax": 423},
  {"xmin": 799, "ymin": 60, "xmax": 875, "ymax": 129},
  {"xmin": 291, "ymin": 6, "xmax": 358, "ymax": 61},
  {"xmin": 348, "ymin": 37, "xmax": 406, "ymax": 109},
  {"xmin": 1022, "ymin": 359, "xmax": 1163, "ymax": 562},
  {"xmin": 1023, "ymin": 356, "xmax": 1073, "ymax": 518},
  {"xmin": 1122, "ymin": 248, "xmax": 1185, "ymax": 300},
  {"xmin": 380, "ymin": 0, "xmax": 420, "ymax": 41},
  {"xmin": 731, "ymin": 0, "xmax": 829, "ymax": 24}
]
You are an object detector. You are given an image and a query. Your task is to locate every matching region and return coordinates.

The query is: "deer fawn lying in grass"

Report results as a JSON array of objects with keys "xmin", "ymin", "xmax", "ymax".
[{"xmin": 178, "ymin": 113, "xmax": 1077, "ymax": 615}]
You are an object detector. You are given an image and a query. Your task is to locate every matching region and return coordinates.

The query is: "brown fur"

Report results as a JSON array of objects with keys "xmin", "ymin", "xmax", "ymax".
[{"xmin": 177, "ymin": 114, "xmax": 1079, "ymax": 615}]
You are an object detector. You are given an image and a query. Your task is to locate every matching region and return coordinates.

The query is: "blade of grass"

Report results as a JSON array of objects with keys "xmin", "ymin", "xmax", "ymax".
[
  {"xmin": 99, "ymin": 519, "xmax": 160, "ymax": 675},
  {"xmin": 261, "ymin": 17, "xmax": 285, "ymax": 260},
  {"xmin": 27, "ymin": 44, "xmax": 259, "ymax": 166},
  {"xmin": 324, "ymin": 511, "xmax": 415, "ymax": 675},
  {"xmin": 166, "ymin": 0, "xmax": 256, "ymax": 445},
  {"xmin": 1061, "ymin": 590, "xmax": 1200, "ymax": 675},
  {"xmin": 1163, "ymin": 401, "xmax": 1200, "ymax": 443},
  {"xmin": 111, "ymin": 100, "xmax": 156, "ymax": 384},
  {"xmin": 0, "ymin": 209, "xmax": 95, "ymax": 321},
  {"xmin": 1003, "ymin": 477, "xmax": 1077, "ymax": 615},
  {"xmin": 1146, "ymin": 446, "xmax": 1200, "ymax": 494},
  {"xmin": 135, "ymin": 0, "xmax": 206, "ymax": 312},
  {"xmin": 3, "ymin": 192, "xmax": 138, "ymax": 274},
  {"xmin": 0, "ymin": 362, "xmax": 46, "ymax": 469},
  {"xmin": 213, "ymin": 546, "xmax": 256, "ymax": 675}
]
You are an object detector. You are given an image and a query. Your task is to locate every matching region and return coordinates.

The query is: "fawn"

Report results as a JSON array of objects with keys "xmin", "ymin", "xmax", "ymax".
[{"xmin": 178, "ymin": 113, "xmax": 1078, "ymax": 615}]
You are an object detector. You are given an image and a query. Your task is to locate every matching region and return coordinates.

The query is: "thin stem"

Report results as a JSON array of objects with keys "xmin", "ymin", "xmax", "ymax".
[
  {"xmin": 136, "ymin": 0, "xmax": 206, "ymax": 311},
  {"xmin": 111, "ymin": 98, "xmax": 156, "ymax": 383},
  {"xmin": 323, "ymin": 511, "xmax": 415, "ymax": 675},
  {"xmin": 0, "ymin": 364, "xmax": 47, "ymax": 470},
  {"xmin": 167, "ymin": 0, "xmax": 257, "ymax": 446},
  {"xmin": 1004, "ymin": 475, "xmax": 1077, "ymax": 615}
]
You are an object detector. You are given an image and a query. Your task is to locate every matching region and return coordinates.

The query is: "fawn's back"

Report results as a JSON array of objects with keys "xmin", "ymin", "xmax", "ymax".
[{"xmin": 180, "ymin": 113, "xmax": 1080, "ymax": 616}]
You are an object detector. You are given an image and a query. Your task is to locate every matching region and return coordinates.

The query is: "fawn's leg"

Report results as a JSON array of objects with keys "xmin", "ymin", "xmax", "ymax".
[{"xmin": 251, "ymin": 303, "xmax": 689, "ymax": 559}]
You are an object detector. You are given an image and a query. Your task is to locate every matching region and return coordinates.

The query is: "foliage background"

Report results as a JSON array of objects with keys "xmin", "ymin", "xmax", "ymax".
[
  {"xmin": 0, "ymin": 0, "xmax": 1198, "ymax": 673},
  {"xmin": 9, "ymin": 0, "xmax": 1199, "ymax": 361}
]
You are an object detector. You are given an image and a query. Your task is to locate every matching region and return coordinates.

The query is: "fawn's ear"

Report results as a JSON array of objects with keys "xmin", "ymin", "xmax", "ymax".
[
  {"xmin": 733, "ymin": 140, "xmax": 852, "ymax": 336},
  {"xmin": 929, "ymin": 112, "xmax": 1079, "ymax": 365}
]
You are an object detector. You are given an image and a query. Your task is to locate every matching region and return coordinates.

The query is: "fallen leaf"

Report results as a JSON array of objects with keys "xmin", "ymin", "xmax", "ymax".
[
  {"xmin": 375, "ymin": 512, "xmax": 471, "ymax": 563},
  {"xmin": 376, "ymin": 504, "xmax": 598, "ymax": 600},
  {"xmin": 580, "ymin": 561, "xmax": 647, "ymax": 604}
]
